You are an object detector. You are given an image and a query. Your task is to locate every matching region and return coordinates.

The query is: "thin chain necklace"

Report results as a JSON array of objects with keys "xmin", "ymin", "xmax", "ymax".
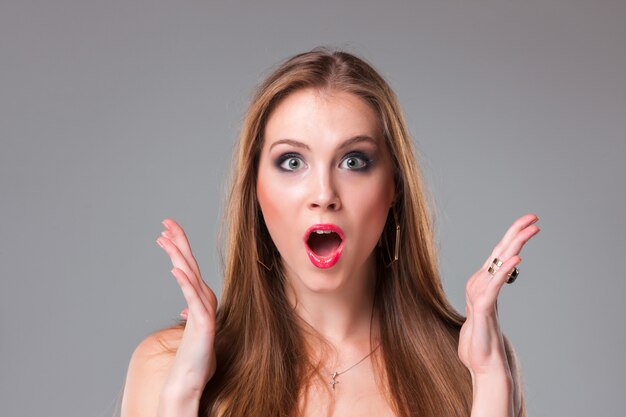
[{"xmin": 327, "ymin": 344, "xmax": 380, "ymax": 390}]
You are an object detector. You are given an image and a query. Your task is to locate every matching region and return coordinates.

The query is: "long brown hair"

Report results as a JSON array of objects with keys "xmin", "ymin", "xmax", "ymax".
[{"xmin": 199, "ymin": 48, "xmax": 519, "ymax": 417}]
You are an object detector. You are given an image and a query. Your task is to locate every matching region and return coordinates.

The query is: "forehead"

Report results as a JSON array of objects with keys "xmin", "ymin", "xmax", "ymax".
[{"xmin": 264, "ymin": 88, "xmax": 382, "ymax": 144}]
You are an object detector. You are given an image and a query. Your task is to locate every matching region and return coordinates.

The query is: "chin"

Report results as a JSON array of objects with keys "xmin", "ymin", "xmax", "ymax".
[
  {"xmin": 302, "ymin": 274, "xmax": 348, "ymax": 294},
  {"xmin": 281, "ymin": 249, "xmax": 375, "ymax": 296},
  {"xmin": 279, "ymin": 257, "xmax": 343, "ymax": 294},
  {"xmin": 297, "ymin": 257, "xmax": 371, "ymax": 295}
]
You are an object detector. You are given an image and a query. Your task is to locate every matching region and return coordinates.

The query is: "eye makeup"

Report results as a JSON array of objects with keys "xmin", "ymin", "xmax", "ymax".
[
  {"xmin": 273, "ymin": 149, "xmax": 376, "ymax": 173},
  {"xmin": 340, "ymin": 150, "xmax": 375, "ymax": 172},
  {"xmin": 275, "ymin": 152, "xmax": 306, "ymax": 172}
]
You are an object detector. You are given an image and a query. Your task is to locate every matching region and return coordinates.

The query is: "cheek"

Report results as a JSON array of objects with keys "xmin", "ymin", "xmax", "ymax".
[
  {"xmin": 362, "ymin": 195, "xmax": 392, "ymax": 239},
  {"xmin": 256, "ymin": 170, "xmax": 300, "ymax": 251},
  {"xmin": 344, "ymin": 176, "xmax": 395, "ymax": 249},
  {"xmin": 257, "ymin": 173, "xmax": 282, "ymax": 234}
]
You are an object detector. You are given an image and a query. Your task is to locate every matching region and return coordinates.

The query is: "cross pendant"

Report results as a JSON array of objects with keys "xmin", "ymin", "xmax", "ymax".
[{"xmin": 329, "ymin": 372, "xmax": 339, "ymax": 390}]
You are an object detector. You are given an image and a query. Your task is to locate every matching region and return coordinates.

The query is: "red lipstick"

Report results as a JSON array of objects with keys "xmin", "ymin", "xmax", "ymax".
[{"xmin": 304, "ymin": 224, "xmax": 345, "ymax": 269}]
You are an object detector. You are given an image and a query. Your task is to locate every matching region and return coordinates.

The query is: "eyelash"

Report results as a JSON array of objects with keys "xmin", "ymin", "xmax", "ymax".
[
  {"xmin": 340, "ymin": 151, "xmax": 373, "ymax": 171},
  {"xmin": 275, "ymin": 151, "xmax": 373, "ymax": 172},
  {"xmin": 276, "ymin": 153, "xmax": 306, "ymax": 172}
]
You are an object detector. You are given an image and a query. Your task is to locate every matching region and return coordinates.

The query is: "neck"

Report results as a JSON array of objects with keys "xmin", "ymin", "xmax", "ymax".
[{"xmin": 284, "ymin": 263, "xmax": 379, "ymax": 347}]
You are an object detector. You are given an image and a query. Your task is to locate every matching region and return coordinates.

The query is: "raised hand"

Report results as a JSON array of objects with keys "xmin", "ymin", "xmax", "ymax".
[
  {"xmin": 458, "ymin": 214, "xmax": 540, "ymax": 380},
  {"xmin": 156, "ymin": 219, "xmax": 217, "ymax": 403}
]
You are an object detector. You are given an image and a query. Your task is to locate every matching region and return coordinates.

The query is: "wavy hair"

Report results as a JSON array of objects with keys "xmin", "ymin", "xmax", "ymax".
[{"xmin": 198, "ymin": 48, "xmax": 522, "ymax": 417}]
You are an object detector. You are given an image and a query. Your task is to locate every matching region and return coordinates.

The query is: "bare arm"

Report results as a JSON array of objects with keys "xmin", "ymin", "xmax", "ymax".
[
  {"xmin": 122, "ymin": 219, "xmax": 218, "ymax": 417},
  {"xmin": 458, "ymin": 214, "xmax": 538, "ymax": 417},
  {"xmin": 121, "ymin": 328, "xmax": 188, "ymax": 417},
  {"xmin": 466, "ymin": 335, "xmax": 524, "ymax": 417},
  {"xmin": 504, "ymin": 336, "xmax": 525, "ymax": 417}
]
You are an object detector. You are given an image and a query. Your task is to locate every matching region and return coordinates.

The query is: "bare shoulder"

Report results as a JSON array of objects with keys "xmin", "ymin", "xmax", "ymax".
[
  {"xmin": 503, "ymin": 335, "xmax": 525, "ymax": 417},
  {"xmin": 121, "ymin": 326, "xmax": 184, "ymax": 417}
]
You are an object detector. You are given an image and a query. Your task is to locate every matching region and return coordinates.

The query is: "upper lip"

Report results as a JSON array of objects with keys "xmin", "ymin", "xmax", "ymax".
[{"xmin": 303, "ymin": 224, "xmax": 345, "ymax": 243}]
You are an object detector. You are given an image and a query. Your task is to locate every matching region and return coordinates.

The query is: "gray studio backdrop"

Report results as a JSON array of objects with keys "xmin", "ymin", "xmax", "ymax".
[{"xmin": 1, "ymin": 1, "xmax": 624, "ymax": 416}]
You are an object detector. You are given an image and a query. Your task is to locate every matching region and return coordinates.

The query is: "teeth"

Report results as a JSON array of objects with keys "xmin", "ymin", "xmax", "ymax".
[{"xmin": 314, "ymin": 230, "xmax": 332, "ymax": 234}]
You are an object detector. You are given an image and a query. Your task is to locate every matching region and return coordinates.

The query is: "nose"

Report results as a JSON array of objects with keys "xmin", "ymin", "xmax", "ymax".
[{"xmin": 308, "ymin": 169, "xmax": 341, "ymax": 211}]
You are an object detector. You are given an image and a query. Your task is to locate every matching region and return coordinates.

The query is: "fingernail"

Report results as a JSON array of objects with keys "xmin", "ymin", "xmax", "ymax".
[
  {"xmin": 161, "ymin": 230, "xmax": 172, "ymax": 239},
  {"xmin": 156, "ymin": 238, "xmax": 164, "ymax": 248},
  {"xmin": 162, "ymin": 220, "xmax": 170, "ymax": 229}
]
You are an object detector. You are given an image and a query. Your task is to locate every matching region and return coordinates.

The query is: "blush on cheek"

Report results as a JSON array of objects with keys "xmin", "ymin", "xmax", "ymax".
[
  {"xmin": 257, "ymin": 182, "xmax": 274, "ymax": 224},
  {"xmin": 256, "ymin": 176, "xmax": 286, "ymax": 245}
]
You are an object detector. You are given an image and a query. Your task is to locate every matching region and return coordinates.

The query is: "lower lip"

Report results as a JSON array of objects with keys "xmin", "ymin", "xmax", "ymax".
[
  {"xmin": 304, "ymin": 226, "xmax": 345, "ymax": 269},
  {"xmin": 305, "ymin": 244, "xmax": 344, "ymax": 269}
]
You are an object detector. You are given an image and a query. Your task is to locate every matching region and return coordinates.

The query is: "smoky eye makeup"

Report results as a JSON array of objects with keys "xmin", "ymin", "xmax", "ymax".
[
  {"xmin": 275, "ymin": 152, "xmax": 307, "ymax": 172},
  {"xmin": 339, "ymin": 150, "xmax": 376, "ymax": 172},
  {"xmin": 273, "ymin": 149, "xmax": 377, "ymax": 173}
]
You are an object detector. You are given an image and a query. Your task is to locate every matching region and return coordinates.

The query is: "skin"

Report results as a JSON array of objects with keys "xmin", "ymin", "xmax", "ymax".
[
  {"xmin": 459, "ymin": 213, "xmax": 540, "ymax": 416},
  {"xmin": 120, "ymin": 88, "xmax": 540, "ymax": 417},
  {"xmin": 256, "ymin": 88, "xmax": 397, "ymax": 415},
  {"xmin": 256, "ymin": 88, "xmax": 396, "ymax": 344}
]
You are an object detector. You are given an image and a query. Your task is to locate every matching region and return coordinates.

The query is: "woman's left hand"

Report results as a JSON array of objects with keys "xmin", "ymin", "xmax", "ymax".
[{"xmin": 458, "ymin": 214, "xmax": 540, "ymax": 381}]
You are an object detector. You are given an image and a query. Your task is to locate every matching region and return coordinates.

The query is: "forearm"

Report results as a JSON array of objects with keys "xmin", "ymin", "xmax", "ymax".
[
  {"xmin": 470, "ymin": 372, "xmax": 515, "ymax": 417},
  {"xmin": 156, "ymin": 382, "xmax": 202, "ymax": 417}
]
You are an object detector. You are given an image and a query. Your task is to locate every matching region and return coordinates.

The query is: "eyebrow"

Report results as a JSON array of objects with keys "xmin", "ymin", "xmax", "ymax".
[{"xmin": 268, "ymin": 135, "xmax": 379, "ymax": 152}]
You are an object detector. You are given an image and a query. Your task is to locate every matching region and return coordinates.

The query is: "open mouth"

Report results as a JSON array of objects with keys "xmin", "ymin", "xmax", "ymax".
[
  {"xmin": 304, "ymin": 224, "xmax": 345, "ymax": 268},
  {"xmin": 307, "ymin": 230, "xmax": 342, "ymax": 256}
]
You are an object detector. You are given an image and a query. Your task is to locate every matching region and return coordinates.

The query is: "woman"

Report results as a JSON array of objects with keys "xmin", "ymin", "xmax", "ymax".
[{"xmin": 121, "ymin": 49, "xmax": 539, "ymax": 417}]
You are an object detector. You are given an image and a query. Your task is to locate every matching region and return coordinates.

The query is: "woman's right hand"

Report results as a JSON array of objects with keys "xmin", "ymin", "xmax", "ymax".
[{"xmin": 156, "ymin": 218, "xmax": 217, "ymax": 403}]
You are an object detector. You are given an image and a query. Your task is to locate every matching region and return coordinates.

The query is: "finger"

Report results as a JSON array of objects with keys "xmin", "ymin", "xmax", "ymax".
[
  {"xmin": 157, "ymin": 236, "xmax": 208, "ymax": 305},
  {"xmin": 500, "ymin": 214, "xmax": 538, "ymax": 244},
  {"xmin": 157, "ymin": 236, "xmax": 194, "ymax": 279},
  {"xmin": 180, "ymin": 307, "xmax": 189, "ymax": 320},
  {"xmin": 161, "ymin": 219, "xmax": 202, "ymax": 279},
  {"xmin": 486, "ymin": 256, "xmax": 521, "ymax": 296},
  {"xmin": 481, "ymin": 214, "xmax": 538, "ymax": 269},
  {"xmin": 171, "ymin": 267, "xmax": 208, "ymax": 318},
  {"xmin": 160, "ymin": 221, "xmax": 216, "ymax": 307},
  {"xmin": 498, "ymin": 223, "xmax": 540, "ymax": 260},
  {"xmin": 493, "ymin": 214, "xmax": 538, "ymax": 254},
  {"xmin": 471, "ymin": 257, "xmax": 520, "ymax": 316}
]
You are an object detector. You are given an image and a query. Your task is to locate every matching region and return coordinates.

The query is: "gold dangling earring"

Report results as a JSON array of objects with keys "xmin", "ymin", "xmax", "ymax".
[
  {"xmin": 256, "ymin": 240, "xmax": 274, "ymax": 272},
  {"xmin": 257, "ymin": 257, "xmax": 273, "ymax": 272},
  {"xmin": 255, "ymin": 225, "xmax": 274, "ymax": 272},
  {"xmin": 385, "ymin": 205, "xmax": 400, "ymax": 268}
]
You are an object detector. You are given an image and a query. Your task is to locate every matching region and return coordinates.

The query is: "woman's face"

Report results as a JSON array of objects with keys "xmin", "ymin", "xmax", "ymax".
[{"xmin": 256, "ymin": 88, "xmax": 395, "ymax": 294}]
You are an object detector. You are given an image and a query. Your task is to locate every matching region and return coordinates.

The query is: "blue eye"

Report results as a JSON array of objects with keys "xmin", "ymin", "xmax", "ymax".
[
  {"xmin": 277, "ymin": 154, "xmax": 306, "ymax": 171},
  {"xmin": 340, "ymin": 152, "xmax": 371, "ymax": 171}
]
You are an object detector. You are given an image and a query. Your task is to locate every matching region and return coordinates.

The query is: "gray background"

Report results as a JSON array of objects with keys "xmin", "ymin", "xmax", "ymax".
[{"xmin": 1, "ymin": 1, "xmax": 624, "ymax": 416}]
